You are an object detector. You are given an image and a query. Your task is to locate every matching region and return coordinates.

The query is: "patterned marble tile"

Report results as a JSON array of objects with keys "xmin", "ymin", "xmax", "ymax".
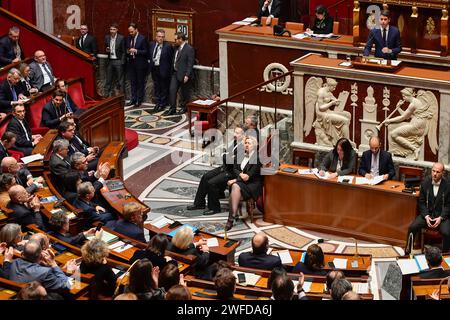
[
  {"xmin": 264, "ymin": 227, "xmax": 314, "ymax": 249},
  {"xmin": 342, "ymin": 246, "xmax": 400, "ymax": 258}
]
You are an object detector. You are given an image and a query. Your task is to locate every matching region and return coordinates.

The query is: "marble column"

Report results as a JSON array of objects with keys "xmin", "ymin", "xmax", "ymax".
[
  {"xmin": 219, "ymin": 39, "xmax": 229, "ymax": 99},
  {"xmin": 439, "ymin": 90, "xmax": 450, "ymax": 164},
  {"xmin": 293, "ymin": 70, "xmax": 304, "ymax": 142},
  {"xmin": 35, "ymin": 0, "xmax": 53, "ymax": 33}
]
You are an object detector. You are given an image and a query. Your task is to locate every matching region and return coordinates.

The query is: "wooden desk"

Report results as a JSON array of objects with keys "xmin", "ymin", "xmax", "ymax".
[
  {"xmin": 145, "ymin": 222, "xmax": 240, "ymax": 263},
  {"xmin": 186, "ymin": 100, "xmax": 220, "ymax": 137},
  {"xmin": 100, "ymin": 181, "xmax": 150, "ymax": 216},
  {"xmin": 264, "ymin": 165, "xmax": 418, "ymax": 246},
  {"xmin": 98, "ymin": 141, "xmax": 125, "ymax": 178},
  {"xmin": 27, "ymin": 129, "xmax": 58, "ymax": 176}
]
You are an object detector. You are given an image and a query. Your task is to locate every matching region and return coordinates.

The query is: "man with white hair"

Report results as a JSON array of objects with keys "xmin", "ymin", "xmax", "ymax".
[
  {"xmin": 28, "ymin": 50, "xmax": 55, "ymax": 92},
  {"xmin": 7, "ymin": 185, "xmax": 45, "ymax": 230},
  {"xmin": 0, "ymin": 68, "xmax": 26, "ymax": 114},
  {"xmin": 0, "ymin": 26, "xmax": 24, "ymax": 67}
]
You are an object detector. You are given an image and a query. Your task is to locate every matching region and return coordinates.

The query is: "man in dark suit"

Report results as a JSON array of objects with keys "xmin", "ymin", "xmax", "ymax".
[
  {"xmin": 1, "ymin": 156, "xmax": 43, "ymax": 194},
  {"xmin": 104, "ymin": 23, "xmax": 126, "ymax": 97},
  {"xmin": 106, "ymin": 202, "xmax": 146, "ymax": 243},
  {"xmin": 419, "ymin": 246, "xmax": 450, "ymax": 278},
  {"xmin": 75, "ymin": 24, "xmax": 98, "ymax": 56},
  {"xmin": 28, "ymin": 50, "xmax": 56, "ymax": 92},
  {"xmin": 126, "ymin": 23, "xmax": 149, "ymax": 107},
  {"xmin": 0, "ymin": 68, "xmax": 26, "ymax": 114},
  {"xmin": 238, "ymin": 233, "xmax": 282, "ymax": 270},
  {"xmin": 258, "ymin": 0, "xmax": 281, "ymax": 25},
  {"xmin": 70, "ymin": 152, "xmax": 110, "ymax": 197},
  {"xmin": 358, "ymin": 135, "xmax": 395, "ymax": 180},
  {"xmin": 363, "ymin": 10, "xmax": 402, "ymax": 60},
  {"xmin": 165, "ymin": 32, "xmax": 195, "ymax": 116},
  {"xmin": 407, "ymin": 163, "xmax": 450, "ymax": 253},
  {"xmin": 49, "ymin": 139, "xmax": 72, "ymax": 194},
  {"xmin": 0, "ymin": 26, "xmax": 24, "ymax": 67},
  {"xmin": 187, "ymin": 126, "xmax": 245, "ymax": 215},
  {"xmin": 41, "ymin": 90, "xmax": 74, "ymax": 129},
  {"xmin": 149, "ymin": 29, "xmax": 174, "ymax": 113},
  {"xmin": 0, "ymin": 132, "xmax": 16, "ymax": 164},
  {"xmin": 7, "ymin": 185, "xmax": 45, "ymax": 230},
  {"xmin": 55, "ymin": 79, "xmax": 79, "ymax": 113},
  {"xmin": 7, "ymin": 104, "xmax": 43, "ymax": 156}
]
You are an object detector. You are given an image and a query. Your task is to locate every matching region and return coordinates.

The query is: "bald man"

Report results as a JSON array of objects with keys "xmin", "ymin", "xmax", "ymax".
[
  {"xmin": 358, "ymin": 136, "xmax": 395, "ymax": 181},
  {"xmin": 238, "ymin": 233, "xmax": 282, "ymax": 270},
  {"xmin": 28, "ymin": 50, "xmax": 55, "ymax": 92},
  {"xmin": 406, "ymin": 162, "xmax": 450, "ymax": 253},
  {"xmin": 7, "ymin": 185, "xmax": 45, "ymax": 230},
  {"xmin": 1, "ymin": 156, "xmax": 43, "ymax": 193}
]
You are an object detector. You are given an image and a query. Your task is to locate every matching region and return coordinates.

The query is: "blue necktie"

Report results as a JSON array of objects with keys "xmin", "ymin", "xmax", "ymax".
[
  {"xmin": 11, "ymin": 86, "xmax": 17, "ymax": 101},
  {"xmin": 65, "ymin": 97, "xmax": 73, "ymax": 113}
]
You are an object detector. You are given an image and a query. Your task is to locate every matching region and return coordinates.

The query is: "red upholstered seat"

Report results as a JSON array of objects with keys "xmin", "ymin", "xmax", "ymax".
[
  {"xmin": 125, "ymin": 128, "xmax": 138, "ymax": 151},
  {"xmin": 68, "ymin": 82, "xmax": 97, "ymax": 109},
  {"xmin": 0, "ymin": 116, "xmax": 12, "ymax": 138},
  {"xmin": 26, "ymin": 96, "xmax": 50, "ymax": 135},
  {"xmin": 8, "ymin": 150, "xmax": 24, "ymax": 162}
]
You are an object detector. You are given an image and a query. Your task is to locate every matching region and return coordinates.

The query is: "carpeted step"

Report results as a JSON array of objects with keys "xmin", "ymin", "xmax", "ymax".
[{"xmin": 125, "ymin": 128, "xmax": 139, "ymax": 151}]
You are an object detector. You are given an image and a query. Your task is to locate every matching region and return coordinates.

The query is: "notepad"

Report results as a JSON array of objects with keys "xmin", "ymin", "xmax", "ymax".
[
  {"xmin": 396, "ymin": 256, "xmax": 430, "ymax": 275},
  {"xmin": 333, "ymin": 258, "xmax": 348, "ymax": 269},
  {"xmin": 206, "ymin": 238, "xmax": 219, "ymax": 247},
  {"xmin": 232, "ymin": 271, "xmax": 261, "ymax": 286},
  {"xmin": 87, "ymin": 231, "xmax": 119, "ymax": 244},
  {"xmin": 148, "ymin": 216, "xmax": 174, "ymax": 228},
  {"xmin": 276, "ymin": 250, "xmax": 293, "ymax": 264},
  {"xmin": 352, "ymin": 282, "xmax": 369, "ymax": 294},
  {"xmin": 21, "ymin": 154, "xmax": 44, "ymax": 164},
  {"xmin": 293, "ymin": 280, "xmax": 312, "ymax": 293}
]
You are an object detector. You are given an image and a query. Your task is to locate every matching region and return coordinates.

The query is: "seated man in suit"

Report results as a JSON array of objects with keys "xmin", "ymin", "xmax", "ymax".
[
  {"xmin": 49, "ymin": 139, "xmax": 72, "ymax": 194},
  {"xmin": 258, "ymin": 0, "xmax": 281, "ymax": 26},
  {"xmin": 0, "ymin": 26, "xmax": 24, "ymax": 67},
  {"xmin": 55, "ymin": 79, "xmax": 79, "ymax": 113},
  {"xmin": 56, "ymin": 121, "xmax": 99, "ymax": 171},
  {"xmin": 106, "ymin": 202, "xmax": 146, "ymax": 243},
  {"xmin": 407, "ymin": 162, "xmax": 450, "ymax": 254},
  {"xmin": 75, "ymin": 24, "xmax": 98, "ymax": 56},
  {"xmin": 7, "ymin": 104, "xmax": 43, "ymax": 156},
  {"xmin": 73, "ymin": 182, "xmax": 116, "ymax": 226},
  {"xmin": 48, "ymin": 211, "xmax": 99, "ymax": 247},
  {"xmin": 0, "ymin": 132, "xmax": 16, "ymax": 164},
  {"xmin": 1, "ymin": 157, "xmax": 43, "ymax": 194},
  {"xmin": 358, "ymin": 135, "xmax": 395, "ymax": 181},
  {"xmin": 363, "ymin": 10, "xmax": 402, "ymax": 60},
  {"xmin": 41, "ymin": 90, "xmax": 74, "ymax": 129},
  {"xmin": 238, "ymin": 233, "xmax": 282, "ymax": 270},
  {"xmin": 28, "ymin": 50, "xmax": 56, "ymax": 92},
  {"xmin": 271, "ymin": 273, "xmax": 307, "ymax": 300},
  {"xmin": 0, "ymin": 68, "xmax": 28, "ymax": 115},
  {"xmin": 70, "ymin": 152, "xmax": 110, "ymax": 197},
  {"xmin": 419, "ymin": 245, "xmax": 450, "ymax": 279},
  {"xmin": 16, "ymin": 63, "xmax": 38, "ymax": 97},
  {"xmin": 7, "ymin": 185, "xmax": 45, "ymax": 230}
]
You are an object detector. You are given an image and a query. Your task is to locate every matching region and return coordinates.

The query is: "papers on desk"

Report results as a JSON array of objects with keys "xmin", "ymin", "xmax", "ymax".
[
  {"xmin": 292, "ymin": 33, "xmax": 309, "ymax": 40},
  {"xmin": 86, "ymin": 231, "xmax": 119, "ymax": 244},
  {"xmin": 21, "ymin": 153, "xmax": 44, "ymax": 164},
  {"xmin": 352, "ymin": 282, "xmax": 369, "ymax": 294},
  {"xmin": 355, "ymin": 175, "xmax": 385, "ymax": 185},
  {"xmin": 232, "ymin": 17, "xmax": 257, "ymax": 25},
  {"xmin": 206, "ymin": 237, "xmax": 219, "ymax": 248},
  {"xmin": 298, "ymin": 168, "xmax": 315, "ymax": 175},
  {"xmin": 275, "ymin": 250, "xmax": 293, "ymax": 264},
  {"xmin": 292, "ymin": 280, "xmax": 312, "ymax": 293},
  {"xmin": 313, "ymin": 169, "xmax": 331, "ymax": 180},
  {"xmin": 380, "ymin": 59, "xmax": 402, "ymax": 66},
  {"xmin": 337, "ymin": 176, "xmax": 354, "ymax": 183},
  {"xmin": 147, "ymin": 215, "xmax": 174, "ymax": 228},
  {"xmin": 232, "ymin": 271, "xmax": 261, "ymax": 286},
  {"xmin": 113, "ymin": 244, "xmax": 133, "ymax": 253},
  {"xmin": 396, "ymin": 255, "xmax": 429, "ymax": 275},
  {"xmin": 311, "ymin": 33, "xmax": 335, "ymax": 38},
  {"xmin": 192, "ymin": 99, "xmax": 216, "ymax": 106},
  {"xmin": 333, "ymin": 258, "xmax": 348, "ymax": 269},
  {"xmin": 339, "ymin": 61, "xmax": 352, "ymax": 67},
  {"xmin": 108, "ymin": 241, "xmax": 133, "ymax": 252},
  {"xmin": 108, "ymin": 241, "xmax": 126, "ymax": 250},
  {"xmin": 40, "ymin": 195, "xmax": 58, "ymax": 204}
]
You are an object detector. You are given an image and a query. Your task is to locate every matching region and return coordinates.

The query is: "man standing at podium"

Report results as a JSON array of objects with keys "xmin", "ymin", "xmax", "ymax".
[
  {"xmin": 258, "ymin": 0, "xmax": 281, "ymax": 26},
  {"xmin": 363, "ymin": 10, "xmax": 401, "ymax": 60}
]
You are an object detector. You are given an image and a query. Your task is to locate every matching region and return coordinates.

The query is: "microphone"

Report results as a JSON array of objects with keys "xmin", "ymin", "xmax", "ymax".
[{"xmin": 349, "ymin": 237, "xmax": 363, "ymax": 265}]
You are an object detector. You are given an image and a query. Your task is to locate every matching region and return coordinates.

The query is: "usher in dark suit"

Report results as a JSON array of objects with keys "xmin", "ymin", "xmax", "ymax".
[
  {"xmin": 0, "ymin": 35, "xmax": 24, "ymax": 67},
  {"xmin": 358, "ymin": 149, "xmax": 395, "ymax": 180},
  {"xmin": 104, "ymin": 33, "xmax": 126, "ymax": 96},
  {"xmin": 257, "ymin": 0, "xmax": 281, "ymax": 18},
  {"xmin": 7, "ymin": 116, "xmax": 34, "ymax": 156},
  {"xmin": 126, "ymin": 32, "xmax": 149, "ymax": 106},
  {"xmin": 76, "ymin": 33, "xmax": 98, "ymax": 56},
  {"xmin": 363, "ymin": 26, "xmax": 402, "ymax": 59},
  {"xmin": 149, "ymin": 40, "xmax": 174, "ymax": 110},
  {"xmin": 408, "ymin": 177, "xmax": 450, "ymax": 252}
]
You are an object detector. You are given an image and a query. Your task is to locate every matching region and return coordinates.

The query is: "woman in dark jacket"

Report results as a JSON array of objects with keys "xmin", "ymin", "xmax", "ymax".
[
  {"xmin": 318, "ymin": 138, "xmax": 356, "ymax": 178},
  {"xmin": 225, "ymin": 136, "xmax": 262, "ymax": 231},
  {"xmin": 292, "ymin": 244, "xmax": 327, "ymax": 275},
  {"xmin": 307, "ymin": 5, "xmax": 334, "ymax": 34},
  {"xmin": 127, "ymin": 258, "xmax": 165, "ymax": 300},
  {"xmin": 130, "ymin": 233, "xmax": 177, "ymax": 269}
]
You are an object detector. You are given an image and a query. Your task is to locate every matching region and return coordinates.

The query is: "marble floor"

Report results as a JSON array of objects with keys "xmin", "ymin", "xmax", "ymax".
[{"xmin": 123, "ymin": 102, "xmax": 406, "ymax": 300}]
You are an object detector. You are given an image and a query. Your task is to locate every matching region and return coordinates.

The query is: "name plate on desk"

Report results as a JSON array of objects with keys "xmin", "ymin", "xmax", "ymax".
[{"xmin": 352, "ymin": 57, "xmax": 402, "ymax": 72}]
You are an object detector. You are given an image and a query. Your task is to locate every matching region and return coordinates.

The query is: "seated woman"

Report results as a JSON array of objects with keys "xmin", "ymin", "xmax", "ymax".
[
  {"xmin": 0, "ymin": 223, "xmax": 26, "ymax": 253},
  {"xmin": 62, "ymin": 172, "xmax": 82, "ymax": 205},
  {"xmin": 106, "ymin": 202, "xmax": 146, "ymax": 243},
  {"xmin": 80, "ymin": 238, "xmax": 117, "ymax": 299},
  {"xmin": 292, "ymin": 244, "xmax": 327, "ymax": 275},
  {"xmin": 225, "ymin": 136, "xmax": 263, "ymax": 231},
  {"xmin": 158, "ymin": 263, "xmax": 181, "ymax": 292},
  {"xmin": 16, "ymin": 63, "xmax": 38, "ymax": 97},
  {"xmin": 167, "ymin": 226, "xmax": 210, "ymax": 278},
  {"xmin": 318, "ymin": 138, "xmax": 356, "ymax": 178},
  {"xmin": 48, "ymin": 211, "xmax": 99, "ymax": 246},
  {"xmin": 130, "ymin": 233, "xmax": 176, "ymax": 269},
  {"xmin": 127, "ymin": 258, "xmax": 165, "ymax": 300},
  {"xmin": 307, "ymin": 5, "xmax": 334, "ymax": 34}
]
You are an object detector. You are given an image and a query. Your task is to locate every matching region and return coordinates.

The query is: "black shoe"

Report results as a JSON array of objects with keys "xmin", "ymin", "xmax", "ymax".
[
  {"xmin": 187, "ymin": 205, "xmax": 205, "ymax": 210},
  {"xmin": 163, "ymin": 109, "xmax": 176, "ymax": 116},
  {"xmin": 203, "ymin": 209, "xmax": 219, "ymax": 216},
  {"xmin": 176, "ymin": 108, "xmax": 187, "ymax": 115},
  {"xmin": 225, "ymin": 218, "xmax": 234, "ymax": 231},
  {"xmin": 125, "ymin": 101, "xmax": 136, "ymax": 107},
  {"xmin": 154, "ymin": 105, "xmax": 163, "ymax": 112}
]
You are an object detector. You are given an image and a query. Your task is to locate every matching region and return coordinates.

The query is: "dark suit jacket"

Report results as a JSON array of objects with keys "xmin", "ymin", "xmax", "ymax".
[
  {"xmin": 55, "ymin": 134, "xmax": 89, "ymax": 157},
  {"xmin": 126, "ymin": 33, "xmax": 149, "ymax": 68},
  {"xmin": 149, "ymin": 41, "xmax": 174, "ymax": 79},
  {"xmin": 51, "ymin": 231, "xmax": 87, "ymax": 247},
  {"xmin": 319, "ymin": 149, "xmax": 356, "ymax": 176},
  {"xmin": 418, "ymin": 177, "xmax": 450, "ymax": 219},
  {"xmin": 419, "ymin": 267, "xmax": 450, "ymax": 279},
  {"xmin": 28, "ymin": 61, "xmax": 55, "ymax": 91},
  {"xmin": 41, "ymin": 101, "xmax": 69, "ymax": 129},
  {"xmin": 173, "ymin": 43, "xmax": 195, "ymax": 82},
  {"xmin": 7, "ymin": 201, "xmax": 45, "ymax": 229},
  {"xmin": 0, "ymin": 142, "xmax": 9, "ymax": 164},
  {"xmin": 311, "ymin": 16, "xmax": 334, "ymax": 34},
  {"xmin": 258, "ymin": 0, "xmax": 281, "ymax": 18},
  {"xmin": 238, "ymin": 251, "xmax": 282, "ymax": 270},
  {"xmin": 363, "ymin": 26, "xmax": 402, "ymax": 59},
  {"xmin": 105, "ymin": 34, "xmax": 126, "ymax": 64},
  {"xmin": 49, "ymin": 154, "xmax": 71, "ymax": 193},
  {"xmin": 292, "ymin": 262, "xmax": 327, "ymax": 275},
  {"xmin": 358, "ymin": 149, "xmax": 395, "ymax": 180},
  {"xmin": 63, "ymin": 93, "xmax": 79, "ymax": 113},
  {"xmin": 233, "ymin": 153, "xmax": 263, "ymax": 200},
  {"xmin": 15, "ymin": 78, "xmax": 32, "ymax": 97},
  {"xmin": 0, "ymin": 79, "xmax": 18, "ymax": 112},
  {"xmin": 0, "ymin": 36, "xmax": 24, "ymax": 67},
  {"xmin": 7, "ymin": 116, "xmax": 33, "ymax": 149},
  {"xmin": 105, "ymin": 220, "xmax": 146, "ymax": 243},
  {"xmin": 167, "ymin": 243, "xmax": 210, "ymax": 271},
  {"xmin": 76, "ymin": 33, "xmax": 98, "ymax": 56}
]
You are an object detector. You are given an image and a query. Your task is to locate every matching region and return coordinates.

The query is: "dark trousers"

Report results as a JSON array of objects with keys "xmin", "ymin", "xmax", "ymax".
[
  {"xmin": 194, "ymin": 166, "xmax": 231, "ymax": 212},
  {"xmin": 128, "ymin": 61, "xmax": 148, "ymax": 104},
  {"xmin": 169, "ymin": 73, "xmax": 192, "ymax": 112},
  {"xmin": 13, "ymin": 145, "xmax": 33, "ymax": 157},
  {"xmin": 151, "ymin": 66, "xmax": 170, "ymax": 108},
  {"xmin": 407, "ymin": 215, "xmax": 450, "ymax": 252},
  {"xmin": 104, "ymin": 59, "xmax": 124, "ymax": 96}
]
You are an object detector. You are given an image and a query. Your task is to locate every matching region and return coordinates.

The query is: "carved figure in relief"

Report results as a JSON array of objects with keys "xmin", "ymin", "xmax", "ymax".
[
  {"xmin": 383, "ymin": 88, "xmax": 438, "ymax": 160},
  {"xmin": 305, "ymin": 77, "xmax": 351, "ymax": 147}
]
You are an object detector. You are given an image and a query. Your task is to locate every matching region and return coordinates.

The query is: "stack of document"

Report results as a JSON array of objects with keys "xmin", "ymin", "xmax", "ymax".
[
  {"xmin": 352, "ymin": 282, "xmax": 370, "ymax": 294},
  {"xmin": 273, "ymin": 250, "xmax": 293, "ymax": 264},
  {"xmin": 21, "ymin": 154, "xmax": 44, "ymax": 164},
  {"xmin": 333, "ymin": 258, "xmax": 348, "ymax": 269},
  {"xmin": 313, "ymin": 169, "xmax": 331, "ymax": 180},
  {"xmin": 293, "ymin": 280, "xmax": 312, "ymax": 293},
  {"xmin": 109, "ymin": 241, "xmax": 133, "ymax": 253},
  {"xmin": 232, "ymin": 271, "xmax": 261, "ymax": 286},
  {"xmin": 206, "ymin": 238, "xmax": 219, "ymax": 247},
  {"xmin": 87, "ymin": 231, "xmax": 119, "ymax": 244},
  {"xmin": 232, "ymin": 17, "xmax": 257, "ymax": 25},
  {"xmin": 192, "ymin": 99, "xmax": 216, "ymax": 106},
  {"xmin": 396, "ymin": 254, "xmax": 429, "ymax": 275},
  {"xmin": 147, "ymin": 215, "xmax": 174, "ymax": 228},
  {"xmin": 298, "ymin": 168, "xmax": 315, "ymax": 175},
  {"xmin": 292, "ymin": 33, "xmax": 309, "ymax": 40},
  {"xmin": 355, "ymin": 176, "xmax": 385, "ymax": 185}
]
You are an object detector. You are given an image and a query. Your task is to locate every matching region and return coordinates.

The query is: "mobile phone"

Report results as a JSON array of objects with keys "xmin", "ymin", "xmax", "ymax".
[
  {"xmin": 224, "ymin": 240, "xmax": 235, "ymax": 247},
  {"xmin": 351, "ymin": 260, "xmax": 359, "ymax": 268},
  {"xmin": 237, "ymin": 273, "xmax": 246, "ymax": 283},
  {"xmin": 96, "ymin": 223, "xmax": 103, "ymax": 231},
  {"xmin": 169, "ymin": 221, "xmax": 182, "ymax": 229},
  {"xmin": 328, "ymin": 261, "xmax": 336, "ymax": 269}
]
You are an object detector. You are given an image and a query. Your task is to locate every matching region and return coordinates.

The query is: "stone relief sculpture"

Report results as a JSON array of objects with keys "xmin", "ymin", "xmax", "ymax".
[
  {"xmin": 358, "ymin": 86, "xmax": 378, "ymax": 152},
  {"xmin": 304, "ymin": 77, "xmax": 351, "ymax": 147},
  {"xmin": 379, "ymin": 87, "xmax": 438, "ymax": 160}
]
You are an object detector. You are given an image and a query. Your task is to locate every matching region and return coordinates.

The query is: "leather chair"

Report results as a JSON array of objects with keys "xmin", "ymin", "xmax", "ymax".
[
  {"xmin": 261, "ymin": 16, "xmax": 279, "ymax": 27},
  {"xmin": 285, "ymin": 22, "xmax": 304, "ymax": 33},
  {"xmin": 292, "ymin": 148, "xmax": 315, "ymax": 167},
  {"xmin": 333, "ymin": 21, "xmax": 340, "ymax": 34}
]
